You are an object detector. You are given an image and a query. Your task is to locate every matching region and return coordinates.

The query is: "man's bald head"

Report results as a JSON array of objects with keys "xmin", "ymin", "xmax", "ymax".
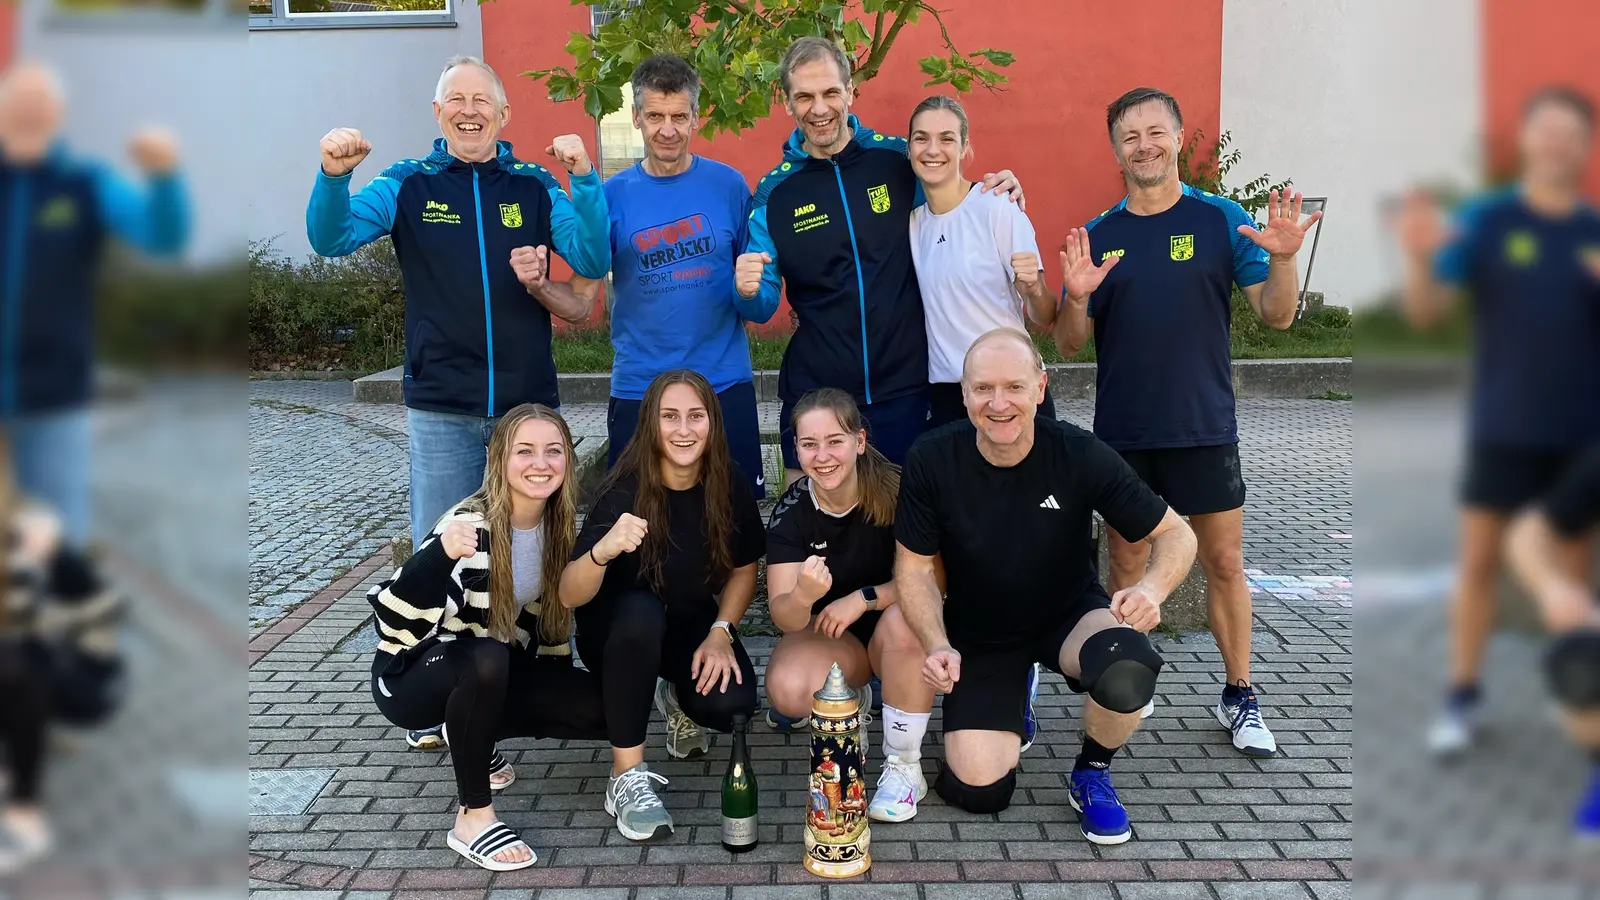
[
  {"xmin": 0, "ymin": 62, "xmax": 66, "ymax": 164},
  {"xmin": 962, "ymin": 327, "xmax": 1043, "ymax": 384}
]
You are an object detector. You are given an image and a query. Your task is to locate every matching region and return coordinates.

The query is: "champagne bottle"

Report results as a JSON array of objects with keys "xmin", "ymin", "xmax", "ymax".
[{"xmin": 721, "ymin": 714, "xmax": 758, "ymax": 853}]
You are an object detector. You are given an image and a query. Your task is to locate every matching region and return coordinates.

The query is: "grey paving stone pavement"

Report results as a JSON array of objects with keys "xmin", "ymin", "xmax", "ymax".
[{"xmin": 246, "ymin": 380, "xmax": 1352, "ymax": 897}]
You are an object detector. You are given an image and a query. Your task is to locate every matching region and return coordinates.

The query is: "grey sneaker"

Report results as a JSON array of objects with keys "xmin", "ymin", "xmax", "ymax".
[
  {"xmin": 654, "ymin": 679, "xmax": 710, "ymax": 759},
  {"xmin": 406, "ymin": 724, "xmax": 446, "ymax": 750},
  {"xmin": 605, "ymin": 763, "xmax": 674, "ymax": 841}
]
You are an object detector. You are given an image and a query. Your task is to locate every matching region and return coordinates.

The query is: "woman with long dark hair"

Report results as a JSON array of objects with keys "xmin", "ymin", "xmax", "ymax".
[
  {"xmin": 368, "ymin": 404, "xmax": 604, "ymax": 872},
  {"xmin": 559, "ymin": 369, "xmax": 764, "ymax": 842},
  {"xmin": 906, "ymin": 95, "xmax": 1060, "ymax": 428}
]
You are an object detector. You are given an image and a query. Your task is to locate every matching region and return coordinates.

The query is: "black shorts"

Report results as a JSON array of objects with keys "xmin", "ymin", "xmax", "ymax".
[
  {"xmin": 927, "ymin": 382, "xmax": 1056, "ymax": 430},
  {"xmin": 780, "ymin": 388, "xmax": 930, "ymax": 470},
  {"xmin": 1117, "ymin": 443, "xmax": 1245, "ymax": 517},
  {"xmin": 943, "ymin": 588, "xmax": 1112, "ymax": 738},
  {"xmin": 1460, "ymin": 443, "xmax": 1585, "ymax": 514}
]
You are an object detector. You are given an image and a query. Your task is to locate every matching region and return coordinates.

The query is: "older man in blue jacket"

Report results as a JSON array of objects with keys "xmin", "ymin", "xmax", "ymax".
[{"xmin": 0, "ymin": 61, "xmax": 190, "ymax": 547}]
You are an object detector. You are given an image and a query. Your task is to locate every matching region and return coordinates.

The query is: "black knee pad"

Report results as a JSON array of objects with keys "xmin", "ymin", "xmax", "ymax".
[
  {"xmin": 1545, "ymin": 631, "xmax": 1600, "ymax": 710},
  {"xmin": 933, "ymin": 760, "xmax": 1016, "ymax": 814},
  {"xmin": 1078, "ymin": 628, "xmax": 1163, "ymax": 714}
]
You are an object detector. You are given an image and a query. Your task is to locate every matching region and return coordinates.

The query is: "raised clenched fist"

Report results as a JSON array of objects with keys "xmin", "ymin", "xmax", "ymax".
[
  {"xmin": 128, "ymin": 128, "xmax": 180, "ymax": 175},
  {"xmin": 510, "ymin": 245, "xmax": 548, "ymax": 292},
  {"xmin": 594, "ymin": 513, "xmax": 648, "ymax": 564},
  {"xmin": 545, "ymin": 134, "xmax": 593, "ymax": 176},
  {"xmin": 735, "ymin": 252, "xmax": 771, "ymax": 299},
  {"xmin": 1011, "ymin": 251, "xmax": 1041, "ymax": 289},
  {"xmin": 796, "ymin": 555, "xmax": 833, "ymax": 604},
  {"xmin": 440, "ymin": 520, "xmax": 480, "ymax": 561},
  {"xmin": 320, "ymin": 127, "xmax": 372, "ymax": 178}
]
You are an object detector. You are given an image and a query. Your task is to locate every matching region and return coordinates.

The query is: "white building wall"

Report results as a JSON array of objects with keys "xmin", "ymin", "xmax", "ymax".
[{"xmin": 1221, "ymin": 0, "xmax": 1482, "ymax": 310}]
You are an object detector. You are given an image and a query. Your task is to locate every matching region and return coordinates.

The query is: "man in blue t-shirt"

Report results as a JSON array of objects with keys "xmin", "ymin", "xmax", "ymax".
[
  {"xmin": 574, "ymin": 54, "xmax": 766, "ymax": 500},
  {"xmin": 1397, "ymin": 86, "xmax": 1600, "ymax": 758},
  {"xmin": 1052, "ymin": 87, "xmax": 1322, "ymax": 759}
]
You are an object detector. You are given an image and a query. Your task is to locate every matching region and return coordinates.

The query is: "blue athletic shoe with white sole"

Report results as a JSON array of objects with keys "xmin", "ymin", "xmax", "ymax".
[
  {"xmin": 1021, "ymin": 663, "xmax": 1042, "ymax": 754},
  {"xmin": 1069, "ymin": 767, "xmax": 1131, "ymax": 844},
  {"xmin": 1577, "ymin": 765, "xmax": 1600, "ymax": 841}
]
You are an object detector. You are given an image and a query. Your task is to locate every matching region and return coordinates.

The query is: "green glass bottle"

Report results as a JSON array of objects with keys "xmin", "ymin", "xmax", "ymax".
[{"xmin": 721, "ymin": 714, "xmax": 758, "ymax": 853}]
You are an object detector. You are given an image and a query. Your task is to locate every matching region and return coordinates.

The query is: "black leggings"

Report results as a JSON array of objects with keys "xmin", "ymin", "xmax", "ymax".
[
  {"xmin": 0, "ymin": 643, "xmax": 49, "ymax": 804},
  {"xmin": 575, "ymin": 588, "xmax": 759, "ymax": 749},
  {"xmin": 371, "ymin": 637, "xmax": 605, "ymax": 809}
]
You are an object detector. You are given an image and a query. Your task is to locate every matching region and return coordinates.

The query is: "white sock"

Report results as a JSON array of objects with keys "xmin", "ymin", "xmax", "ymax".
[{"xmin": 882, "ymin": 704, "xmax": 931, "ymax": 764}]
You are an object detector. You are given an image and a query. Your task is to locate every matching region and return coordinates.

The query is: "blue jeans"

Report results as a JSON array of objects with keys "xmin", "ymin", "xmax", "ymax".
[
  {"xmin": 407, "ymin": 408, "xmax": 499, "ymax": 548},
  {"xmin": 5, "ymin": 407, "xmax": 92, "ymax": 546}
]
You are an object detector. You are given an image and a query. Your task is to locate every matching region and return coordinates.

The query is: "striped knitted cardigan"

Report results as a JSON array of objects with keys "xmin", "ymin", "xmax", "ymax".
[{"xmin": 367, "ymin": 507, "xmax": 570, "ymax": 674}]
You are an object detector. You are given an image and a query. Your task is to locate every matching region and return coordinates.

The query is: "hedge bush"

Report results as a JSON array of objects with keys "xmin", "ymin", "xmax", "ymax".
[
  {"xmin": 98, "ymin": 251, "xmax": 245, "ymax": 368},
  {"xmin": 250, "ymin": 238, "xmax": 405, "ymax": 372}
]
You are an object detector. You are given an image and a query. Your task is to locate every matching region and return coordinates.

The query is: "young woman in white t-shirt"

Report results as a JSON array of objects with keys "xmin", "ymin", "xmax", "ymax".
[{"xmin": 907, "ymin": 96, "xmax": 1060, "ymax": 428}]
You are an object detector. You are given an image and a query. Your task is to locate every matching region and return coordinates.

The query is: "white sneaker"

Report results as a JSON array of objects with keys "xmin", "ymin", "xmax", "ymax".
[
  {"xmin": 857, "ymin": 682, "xmax": 874, "ymax": 757},
  {"xmin": 1215, "ymin": 687, "xmax": 1276, "ymax": 757},
  {"xmin": 1140, "ymin": 698, "xmax": 1156, "ymax": 719},
  {"xmin": 1427, "ymin": 704, "xmax": 1478, "ymax": 757},
  {"xmin": 654, "ymin": 678, "xmax": 710, "ymax": 759},
  {"xmin": 867, "ymin": 755, "xmax": 928, "ymax": 823}
]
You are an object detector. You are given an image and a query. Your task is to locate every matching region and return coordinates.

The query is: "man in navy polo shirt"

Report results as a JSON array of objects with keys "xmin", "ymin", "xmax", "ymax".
[
  {"xmin": 1052, "ymin": 87, "xmax": 1321, "ymax": 758},
  {"xmin": 1398, "ymin": 86, "xmax": 1600, "ymax": 757}
]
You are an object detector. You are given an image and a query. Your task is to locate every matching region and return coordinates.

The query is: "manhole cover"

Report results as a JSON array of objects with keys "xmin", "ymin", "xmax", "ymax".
[{"xmin": 249, "ymin": 768, "xmax": 336, "ymax": 816}]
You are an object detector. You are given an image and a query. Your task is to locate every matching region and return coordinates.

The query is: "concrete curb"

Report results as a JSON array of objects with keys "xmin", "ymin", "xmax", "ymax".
[{"xmin": 353, "ymin": 357, "xmax": 1353, "ymax": 404}]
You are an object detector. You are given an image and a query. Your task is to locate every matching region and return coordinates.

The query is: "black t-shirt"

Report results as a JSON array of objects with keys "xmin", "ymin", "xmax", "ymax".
[
  {"xmin": 573, "ymin": 466, "xmax": 766, "ymax": 619},
  {"xmin": 767, "ymin": 476, "xmax": 896, "ymax": 617},
  {"xmin": 894, "ymin": 417, "xmax": 1169, "ymax": 648},
  {"xmin": 1543, "ymin": 446, "xmax": 1600, "ymax": 538}
]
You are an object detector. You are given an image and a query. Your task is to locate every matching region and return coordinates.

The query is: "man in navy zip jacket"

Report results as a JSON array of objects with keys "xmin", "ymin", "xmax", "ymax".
[
  {"xmin": 0, "ymin": 62, "xmax": 189, "ymax": 547},
  {"xmin": 735, "ymin": 37, "xmax": 1021, "ymax": 486},
  {"xmin": 306, "ymin": 55, "xmax": 610, "ymax": 555}
]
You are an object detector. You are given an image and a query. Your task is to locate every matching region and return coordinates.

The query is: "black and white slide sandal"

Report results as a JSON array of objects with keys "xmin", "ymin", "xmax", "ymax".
[
  {"xmin": 488, "ymin": 750, "xmax": 516, "ymax": 791},
  {"xmin": 446, "ymin": 820, "xmax": 537, "ymax": 871}
]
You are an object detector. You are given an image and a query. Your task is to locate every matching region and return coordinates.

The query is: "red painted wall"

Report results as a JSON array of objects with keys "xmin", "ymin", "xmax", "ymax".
[
  {"xmin": 0, "ymin": 2, "xmax": 15, "ymax": 71},
  {"xmin": 1483, "ymin": 0, "xmax": 1600, "ymax": 198},
  {"xmin": 482, "ymin": 0, "xmax": 1224, "ymax": 333}
]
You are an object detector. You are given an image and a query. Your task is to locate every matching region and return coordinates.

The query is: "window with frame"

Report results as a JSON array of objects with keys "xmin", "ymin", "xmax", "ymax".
[{"xmin": 250, "ymin": 0, "xmax": 452, "ymax": 28}]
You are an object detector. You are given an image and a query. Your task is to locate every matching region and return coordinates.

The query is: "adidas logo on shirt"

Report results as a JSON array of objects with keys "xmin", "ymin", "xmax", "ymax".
[
  {"xmin": 1039, "ymin": 495, "xmax": 1061, "ymax": 510},
  {"xmin": 936, "ymin": 234, "xmax": 946, "ymax": 244}
]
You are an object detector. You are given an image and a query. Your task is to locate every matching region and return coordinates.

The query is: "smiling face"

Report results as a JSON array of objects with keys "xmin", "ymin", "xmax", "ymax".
[
  {"xmin": 795, "ymin": 408, "xmax": 865, "ymax": 493},
  {"xmin": 785, "ymin": 57, "xmax": 852, "ymax": 155},
  {"xmin": 505, "ymin": 418, "xmax": 566, "ymax": 506},
  {"xmin": 634, "ymin": 87, "xmax": 697, "ymax": 168},
  {"xmin": 657, "ymin": 382, "xmax": 711, "ymax": 473},
  {"xmin": 1111, "ymin": 99, "xmax": 1182, "ymax": 190},
  {"xmin": 0, "ymin": 64, "xmax": 64, "ymax": 164},
  {"xmin": 1520, "ymin": 98, "xmax": 1592, "ymax": 190},
  {"xmin": 963, "ymin": 338, "xmax": 1045, "ymax": 448},
  {"xmin": 433, "ymin": 64, "xmax": 508, "ymax": 163},
  {"xmin": 908, "ymin": 107, "xmax": 967, "ymax": 189}
]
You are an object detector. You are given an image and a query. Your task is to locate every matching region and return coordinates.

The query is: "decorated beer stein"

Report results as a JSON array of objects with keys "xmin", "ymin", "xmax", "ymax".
[{"xmin": 804, "ymin": 663, "xmax": 870, "ymax": 878}]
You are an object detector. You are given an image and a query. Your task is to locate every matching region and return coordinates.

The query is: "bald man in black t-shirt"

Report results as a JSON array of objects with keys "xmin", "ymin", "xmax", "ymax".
[{"xmin": 890, "ymin": 328, "xmax": 1197, "ymax": 845}]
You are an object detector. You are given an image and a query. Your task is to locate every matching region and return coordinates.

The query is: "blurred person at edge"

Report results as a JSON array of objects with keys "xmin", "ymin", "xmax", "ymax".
[
  {"xmin": 0, "ymin": 432, "xmax": 130, "ymax": 875},
  {"xmin": 1398, "ymin": 86, "xmax": 1600, "ymax": 757},
  {"xmin": 0, "ymin": 62, "xmax": 190, "ymax": 548},
  {"xmin": 1507, "ymin": 444, "xmax": 1600, "ymax": 838}
]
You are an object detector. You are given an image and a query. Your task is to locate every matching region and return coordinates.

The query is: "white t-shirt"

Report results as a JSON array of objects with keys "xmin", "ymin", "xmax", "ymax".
[{"xmin": 909, "ymin": 183, "xmax": 1041, "ymax": 384}]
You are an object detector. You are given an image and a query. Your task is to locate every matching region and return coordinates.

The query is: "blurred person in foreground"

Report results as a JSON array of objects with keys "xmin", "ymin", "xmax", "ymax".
[
  {"xmin": 0, "ymin": 432, "xmax": 128, "ymax": 874},
  {"xmin": 0, "ymin": 62, "xmax": 189, "ymax": 548},
  {"xmin": 1398, "ymin": 86, "xmax": 1600, "ymax": 756},
  {"xmin": 1507, "ymin": 444, "xmax": 1600, "ymax": 838},
  {"xmin": 308, "ymin": 54, "xmax": 610, "ymax": 752}
]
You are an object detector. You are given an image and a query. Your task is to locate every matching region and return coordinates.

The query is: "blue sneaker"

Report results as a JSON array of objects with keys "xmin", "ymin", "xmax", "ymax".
[
  {"xmin": 867, "ymin": 674, "xmax": 884, "ymax": 712},
  {"xmin": 1577, "ymin": 765, "xmax": 1600, "ymax": 840},
  {"xmin": 1068, "ymin": 767, "xmax": 1132, "ymax": 845},
  {"xmin": 762, "ymin": 707, "xmax": 810, "ymax": 733},
  {"xmin": 1021, "ymin": 663, "xmax": 1042, "ymax": 754}
]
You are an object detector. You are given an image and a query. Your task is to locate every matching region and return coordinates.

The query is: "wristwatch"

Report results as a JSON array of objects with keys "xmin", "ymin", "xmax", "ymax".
[
  {"xmin": 861, "ymin": 585, "xmax": 878, "ymax": 611},
  {"xmin": 711, "ymin": 620, "xmax": 735, "ymax": 642}
]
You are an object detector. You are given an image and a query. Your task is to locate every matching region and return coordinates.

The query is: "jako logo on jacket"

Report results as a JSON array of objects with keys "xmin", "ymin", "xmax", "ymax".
[
  {"xmin": 741, "ymin": 116, "xmax": 927, "ymax": 407},
  {"xmin": 0, "ymin": 146, "xmax": 189, "ymax": 417},
  {"xmin": 306, "ymin": 139, "xmax": 611, "ymax": 417}
]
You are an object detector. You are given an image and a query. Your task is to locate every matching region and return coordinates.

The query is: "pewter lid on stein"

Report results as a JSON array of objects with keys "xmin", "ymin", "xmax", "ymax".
[{"xmin": 815, "ymin": 662, "xmax": 854, "ymax": 702}]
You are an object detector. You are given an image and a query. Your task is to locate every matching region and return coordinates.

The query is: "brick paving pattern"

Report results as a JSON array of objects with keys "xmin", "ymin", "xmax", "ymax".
[{"xmin": 247, "ymin": 381, "xmax": 1352, "ymax": 897}]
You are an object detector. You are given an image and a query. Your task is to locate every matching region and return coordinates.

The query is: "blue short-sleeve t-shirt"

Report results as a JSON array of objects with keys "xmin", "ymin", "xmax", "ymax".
[
  {"xmin": 1083, "ymin": 184, "xmax": 1268, "ymax": 451},
  {"xmin": 1433, "ymin": 189, "xmax": 1600, "ymax": 450},
  {"xmin": 605, "ymin": 156, "xmax": 756, "ymax": 399}
]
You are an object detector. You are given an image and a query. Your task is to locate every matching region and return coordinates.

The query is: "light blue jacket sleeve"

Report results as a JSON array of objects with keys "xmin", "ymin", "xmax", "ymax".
[
  {"xmin": 306, "ymin": 168, "xmax": 398, "ymax": 258},
  {"xmin": 736, "ymin": 203, "xmax": 782, "ymax": 323},
  {"xmin": 1433, "ymin": 194, "xmax": 1495, "ymax": 286},
  {"xmin": 1217, "ymin": 196, "xmax": 1271, "ymax": 288},
  {"xmin": 548, "ymin": 168, "xmax": 611, "ymax": 279},
  {"xmin": 92, "ymin": 168, "xmax": 190, "ymax": 257}
]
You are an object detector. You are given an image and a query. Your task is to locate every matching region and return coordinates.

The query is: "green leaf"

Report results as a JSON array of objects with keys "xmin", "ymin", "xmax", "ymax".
[
  {"xmin": 582, "ymin": 86, "xmax": 606, "ymax": 119},
  {"xmin": 843, "ymin": 17, "xmax": 871, "ymax": 49},
  {"xmin": 918, "ymin": 55, "xmax": 946, "ymax": 78},
  {"xmin": 563, "ymin": 31, "xmax": 592, "ymax": 58},
  {"xmin": 969, "ymin": 47, "xmax": 1014, "ymax": 67}
]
